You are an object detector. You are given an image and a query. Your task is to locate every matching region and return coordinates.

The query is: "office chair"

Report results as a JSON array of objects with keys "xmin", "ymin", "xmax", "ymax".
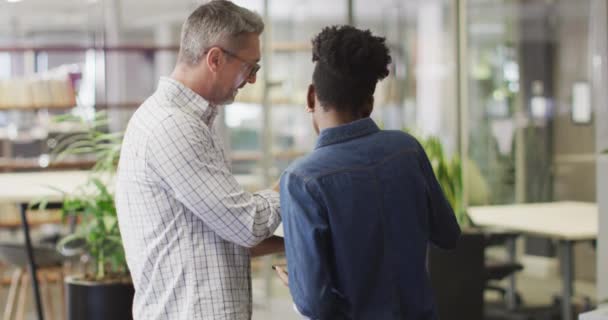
[{"xmin": 483, "ymin": 230, "xmax": 524, "ymax": 309}]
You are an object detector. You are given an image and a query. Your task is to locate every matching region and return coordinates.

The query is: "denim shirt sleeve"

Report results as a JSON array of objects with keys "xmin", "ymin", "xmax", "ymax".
[
  {"xmin": 416, "ymin": 142, "xmax": 461, "ymax": 249},
  {"xmin": 280, "ymin": 171, "xmax": 348, "ymax": 320}
]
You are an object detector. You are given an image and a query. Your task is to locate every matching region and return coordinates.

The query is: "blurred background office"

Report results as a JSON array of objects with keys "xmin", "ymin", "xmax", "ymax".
[{"xmin": 0, "ymin": 0, "xmax": 606, "ymax": 319}]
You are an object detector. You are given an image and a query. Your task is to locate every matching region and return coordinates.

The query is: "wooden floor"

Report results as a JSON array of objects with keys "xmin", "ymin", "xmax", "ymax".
[{"xmin": 0, "ymin": 264, "xmax": 598, "ymax": 320}]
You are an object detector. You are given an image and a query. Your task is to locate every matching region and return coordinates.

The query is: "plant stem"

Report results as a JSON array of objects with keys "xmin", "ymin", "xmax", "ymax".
[{"xmin": 97, "ymin": 249, "xmax": 105, "ymax": 280}]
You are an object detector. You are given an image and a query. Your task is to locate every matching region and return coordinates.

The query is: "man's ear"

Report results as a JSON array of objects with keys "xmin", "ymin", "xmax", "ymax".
[
  {"xmin": 206, "ymin": 47, "xmax": 223, "ymax": 73},
  {"xmin": 306, "ymin": 84, "xmax": 315, "ymax": 113}
]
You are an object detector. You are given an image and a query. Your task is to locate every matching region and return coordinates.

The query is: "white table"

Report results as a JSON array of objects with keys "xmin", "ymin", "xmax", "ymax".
[
  {"xmin": 0, "ymin": 170, "xmax": 100, "ymax": 320},
  {"xmin": 579, "ymin": 305, "xmax": 608, "ymax": 320},
  {"xmin": 0, "ymin": 171, "xmax": 95, "ymax": 203},
  {"xmin": 0, "ymin": 171, "xmax": 257, "ymax": 203},
  {"xmin": 468, "ymin": 202, "xmax": 598, "ymax": 320}
]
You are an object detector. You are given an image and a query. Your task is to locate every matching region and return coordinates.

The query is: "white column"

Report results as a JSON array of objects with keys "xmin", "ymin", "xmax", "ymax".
[
  {"xmin": 260, "ymin": 0, "xmax": 274, "ymax": 307},
  {"xmin": 416, "ymin": 0, "xmax": 443, "ymax": 138},
  {"xmin": 590, "ymin": 0, "xmax": 608, "ymax": 302},
  {"xmin": 104, "ymin": 0, "xmax": 123, "ymax": 101},
  {"xmin": 154, "ymin": 23, "xmax": 176, "ymax": 79},
  {"xmin": 103, "ymin": 0, "xmax": 128, "ymax": 132}
]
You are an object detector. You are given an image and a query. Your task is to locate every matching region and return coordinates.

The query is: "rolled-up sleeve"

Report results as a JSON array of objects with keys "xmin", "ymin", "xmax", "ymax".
[{"xmin": 147, "ymin": 113, "xmax": 281, "ymax": 248}]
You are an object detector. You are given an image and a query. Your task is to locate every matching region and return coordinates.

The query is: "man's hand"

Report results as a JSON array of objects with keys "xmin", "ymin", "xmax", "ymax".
[
  {"xmin": 250, "ymin": 236, "xmax": 284, "ymax": 257},
  {"xmin": 272, "ymin": 265, "xmax": 289, "ymax": 286}
]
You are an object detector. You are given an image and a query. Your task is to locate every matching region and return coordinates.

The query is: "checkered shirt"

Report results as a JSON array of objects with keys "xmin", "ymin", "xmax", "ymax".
[{"xmin": 115, "ymin": 77, "xmax": 281, "ymax": 320}]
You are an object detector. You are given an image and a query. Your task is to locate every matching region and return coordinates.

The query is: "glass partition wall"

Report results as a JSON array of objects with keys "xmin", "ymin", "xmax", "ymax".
[
  {"xmin": 242, "ymin": 0, "xmax": 458, "ymax": 187},
  {"xmin": 463, "ymin": 0, "xmax": 596, "ymax": 206},
  {"xmin": 250, "ymin": 0, "xmax": 599, "ymax": 208},
  {"xmin": 461, "ymin": 0, "xmax": 601, "ymax": 309}
]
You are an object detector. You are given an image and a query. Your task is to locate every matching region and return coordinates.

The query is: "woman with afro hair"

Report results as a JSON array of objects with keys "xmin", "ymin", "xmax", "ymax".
[{"xmin": 276, "ymin": 25, "xmax": 461, "ymax": 320}]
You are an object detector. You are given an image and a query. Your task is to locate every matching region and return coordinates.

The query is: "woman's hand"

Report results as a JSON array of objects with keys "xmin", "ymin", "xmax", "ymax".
[{"xmin": 272, "ymin": 265, "xmax": 289, "ymax": 287}]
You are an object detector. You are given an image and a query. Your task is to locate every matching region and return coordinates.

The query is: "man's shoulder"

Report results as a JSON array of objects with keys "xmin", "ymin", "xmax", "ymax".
[
  {"xmin": 131, "ymin": 97, "xmax": 208, "ymax": 139},
  {"xmin": 138, "ymin": 94, "xmax": 198, "ymax": 124}
]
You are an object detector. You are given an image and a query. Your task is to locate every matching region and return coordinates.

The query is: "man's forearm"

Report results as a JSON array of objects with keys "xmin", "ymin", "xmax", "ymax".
[{"xmin": 250, "ymin": 236, "xmax": 285, "ymax": 257}]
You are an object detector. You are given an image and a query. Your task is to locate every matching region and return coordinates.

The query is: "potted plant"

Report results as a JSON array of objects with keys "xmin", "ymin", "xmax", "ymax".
[
  {"xmin": 414, "ymin": 134, "xmax": 486, "ymax": 320},
  {"xmin": 415, "ymin": 135, "xmax": 467, "ymax": 226},
  {"xmin": 50, "ymin": 112, "xmax": 133, "ymax": 320}
]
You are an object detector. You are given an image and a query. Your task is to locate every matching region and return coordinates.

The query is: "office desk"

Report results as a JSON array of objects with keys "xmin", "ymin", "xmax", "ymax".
[
  {"xmin": 0, "ymin": 171, "xmax": 93, "ymax": 203},
  {"xmin": 580, "ymin": 305, "xmax": 608, "ymax": 320},
  {"xmin": 0, "ymin": 170, "xmax": 95, "ymax": 320},
  {"xmin": 468, "ymin": 202, "xmax": 598, "ymax": 320}
]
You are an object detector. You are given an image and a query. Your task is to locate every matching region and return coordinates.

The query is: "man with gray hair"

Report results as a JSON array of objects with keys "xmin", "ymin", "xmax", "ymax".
[{"xmin": 115, "ymin": 1, "xmax": 282, "ymax": 319}]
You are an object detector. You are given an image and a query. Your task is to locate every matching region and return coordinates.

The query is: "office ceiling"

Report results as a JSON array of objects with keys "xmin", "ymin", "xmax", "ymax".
[{"xmin": 0, "ymin": 0, "xmax": 593, "ymax": 39}]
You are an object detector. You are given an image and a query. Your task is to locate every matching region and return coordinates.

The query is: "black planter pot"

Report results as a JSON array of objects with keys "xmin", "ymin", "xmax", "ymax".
[
  {"xmin": 65, "ymin": 276, "xmax": 135, "ymax": 320},
  {"xmin": 429, "ymin": 230, "xmax": 486, "ymax": 320}
]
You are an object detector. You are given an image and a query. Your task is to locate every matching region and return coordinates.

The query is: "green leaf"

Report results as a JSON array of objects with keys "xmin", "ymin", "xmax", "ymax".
[
  {"xmin": 57, "ymin": 234, "xmax": 87, "ymax": 257},
  {"xmin": 103, "ymin": 216, "xmax": 118, "ymax": 231},
  {"xmin": 410, "ymin": 131, "xmax": 468, "ymax": 227},
  {"xmin": 51, "ymin": 132, "xmax": 90, "ymax": 152},
  {"xmin": 28, "ymin": 197, "xmax": 49, "ymax": 211}
]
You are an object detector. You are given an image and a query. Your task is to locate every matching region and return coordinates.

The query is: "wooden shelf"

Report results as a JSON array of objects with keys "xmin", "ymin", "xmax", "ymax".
[
  {"xmin": 231, "ymin": 150, "xmax": 307, "ymax": 162},
  {"xmin": 95, "ymin": 102, "xmax": 142, "ymax": 110},
  {"xmin": 0, "ymin": 42, "xmax": 311, "ymax": 54},
  {"xmin": 270, "ymin": 42, "xmax": 311, "ymax": 52},
  {"xmin": 0, "ymin": 158, "xmax": 96, "ymax": 172},
  {"xmin": 0, "ymin": 150, "xmax": 304, "ymax": 172},
  {"xmin": 0, "ymin": 102, "xmax": 144, "ymax": 111},
  {"xmin": 0, "ymin": 100, "xmax": 305, "ymax": 111},
  {"xmin": 0, "ymin": 105, "xmax": 76, "ymax": 111},
  {"xmin": 0, "ymin": 45, "xmax": 179, "ymax": 53},
  {"xmin": 0, "ymin": 209, "xmax": 63, "ymax": 229}
]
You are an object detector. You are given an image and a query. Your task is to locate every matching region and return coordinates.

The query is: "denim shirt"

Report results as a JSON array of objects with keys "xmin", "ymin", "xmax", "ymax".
[{"xmin": 280, "ymin": 118, "xmax": 461, "ymax": 320}]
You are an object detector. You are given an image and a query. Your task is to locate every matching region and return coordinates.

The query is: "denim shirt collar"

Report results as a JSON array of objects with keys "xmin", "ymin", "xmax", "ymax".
[{"xmin": 315, "ymin": 117, "xmax": 380, "ymax": 149}]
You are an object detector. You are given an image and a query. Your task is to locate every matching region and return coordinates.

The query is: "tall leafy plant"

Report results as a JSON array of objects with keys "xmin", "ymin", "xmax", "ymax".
[
  {"xmin": 53, "ymin": 111, "xmax": 122, "ymax": 172},
  {"xmin": 416, "ymin": 135, "xmax": 469, "ymax": 227},
  {"xmin": 51, "ymin": 111, "xmax": 127, "ymax": 281}
]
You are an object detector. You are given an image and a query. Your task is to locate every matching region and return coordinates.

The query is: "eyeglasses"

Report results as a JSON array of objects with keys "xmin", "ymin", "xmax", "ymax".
[{"xmin": 205, "ymin": 47, "xmax": 261, "ymax": 79}]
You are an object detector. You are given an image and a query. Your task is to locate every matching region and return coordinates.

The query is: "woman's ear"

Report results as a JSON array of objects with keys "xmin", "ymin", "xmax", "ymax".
[{"xmin": 306, "ymin": 84, "xmax": 315, "ymax": 113}]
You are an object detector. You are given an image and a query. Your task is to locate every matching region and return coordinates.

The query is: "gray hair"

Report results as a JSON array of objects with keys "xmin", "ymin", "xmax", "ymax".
[{"xmin": 178, "ymin": 0, "xmax": 264, "ymax": 65}]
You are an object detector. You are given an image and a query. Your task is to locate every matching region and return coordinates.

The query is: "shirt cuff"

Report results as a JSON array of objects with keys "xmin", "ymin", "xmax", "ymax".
[{"xmin": 254, "ymin": 189, "xmax": 281, "ymax": 226}]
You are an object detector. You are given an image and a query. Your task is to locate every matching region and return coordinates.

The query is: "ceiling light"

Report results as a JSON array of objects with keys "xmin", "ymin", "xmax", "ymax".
[{"xmin": 6, "ymin": 0, "xmax": 23, "ymax": 3}]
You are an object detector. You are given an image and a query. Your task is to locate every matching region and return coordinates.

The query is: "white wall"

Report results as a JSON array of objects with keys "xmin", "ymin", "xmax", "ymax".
[{"xmin": 590, "ymin": 0, "xmax": 608, "ymax": 302}]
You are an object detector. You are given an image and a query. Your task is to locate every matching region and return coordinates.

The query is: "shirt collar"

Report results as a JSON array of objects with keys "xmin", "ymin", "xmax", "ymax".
[
  {"xmin": 156, "ymin": 77, "xmax": 218, "ymax": 126},
  {"xmin": 315, "ymin": 117, "xmax": 380, "ymax": 149}
]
